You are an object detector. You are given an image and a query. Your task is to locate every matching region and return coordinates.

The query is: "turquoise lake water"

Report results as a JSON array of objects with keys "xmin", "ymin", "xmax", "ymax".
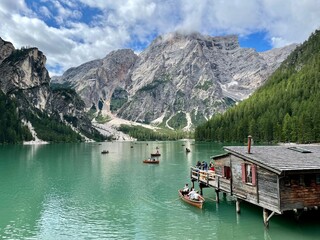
[{"xmin": 1, "ymin": 141, "xmax": 320, "ymax": 239}]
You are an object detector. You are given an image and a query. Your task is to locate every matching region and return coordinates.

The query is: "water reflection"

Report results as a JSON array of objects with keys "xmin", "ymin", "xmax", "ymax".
[{"xmin": 1, "ymin": 142, "xmax": 320, "ymax": 239}]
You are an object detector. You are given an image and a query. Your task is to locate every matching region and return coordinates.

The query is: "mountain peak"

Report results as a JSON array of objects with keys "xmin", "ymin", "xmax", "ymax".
[
  {"xmin": 0, "ymin": 37, "xmax": 15, "ymax": 64},
  {"xmin": 150, "ymin": 31, "xmax": 239, "ymax": 51},
  {"xmin": 53, "ymin": 32, "xmax": 295, "ymax": 130}
]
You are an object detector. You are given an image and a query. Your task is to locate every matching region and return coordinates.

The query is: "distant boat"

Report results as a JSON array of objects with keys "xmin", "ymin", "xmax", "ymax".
[
  {"xmin": 101, "ymin": 150, "xmax": 109, "ymax": 154},
  {"xmin": 143, "ymin": 159, "xmax": 160, "ymax": 164},
  {"xmin": 178, "ymin": 190, "xmax": 204, "ymax": 209},
  {"xmin": 151, "ymin": 153, "xmax": 161, "ymax": 157},
  {"xmin": 186, "ymin": 148, "xmax": 191, "ymax": 153}
]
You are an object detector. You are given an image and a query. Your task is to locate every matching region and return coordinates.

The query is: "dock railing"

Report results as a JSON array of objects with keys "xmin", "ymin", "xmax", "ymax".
[{"xmin": 190, "ymin": 167, "xmax": 216, "ymax": 187}]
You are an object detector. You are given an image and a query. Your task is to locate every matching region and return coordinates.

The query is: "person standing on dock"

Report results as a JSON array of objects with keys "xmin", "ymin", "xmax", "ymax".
[
  {"xmin": 196, "ymin": 161, "xmax": 201, "ymax": 168},
  {"xmin": 202, "ymin": 161, "xmax": 208, "ymax": 171}
]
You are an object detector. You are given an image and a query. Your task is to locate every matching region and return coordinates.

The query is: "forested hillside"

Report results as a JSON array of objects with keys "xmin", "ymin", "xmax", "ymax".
[
  {"xmin": 195, "ymin": 30, "xmax": 320, "ymax": 143},
  {"xmin": 0, "ymin": 91, "xmax": 33, "ymax": 143}
]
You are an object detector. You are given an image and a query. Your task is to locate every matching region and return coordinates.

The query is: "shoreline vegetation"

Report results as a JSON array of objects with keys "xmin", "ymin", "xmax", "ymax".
[{"xmin": 118, "ymin": 124, "xmax": 193, "ymax": 141}]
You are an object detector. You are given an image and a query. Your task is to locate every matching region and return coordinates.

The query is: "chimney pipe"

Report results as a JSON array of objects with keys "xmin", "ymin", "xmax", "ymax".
[{"xmin": 248, "ymin": 135, "xmax": 252, "ymax": 154}]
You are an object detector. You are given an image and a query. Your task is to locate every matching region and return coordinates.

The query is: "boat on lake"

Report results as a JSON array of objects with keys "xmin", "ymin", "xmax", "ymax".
[
  {"xmin": 178, "ymin": 189, "xmax": 205, "ymax": 209},
  {"xmin": 101, "ymin": 150, "xmax": 109, "ymax": 154},
  {"xmin": 150, "ymin": 153, "xmax": 161, "ymax": 157},
  {"xmin": 143, "ymin": 159, "xmax": 160, "ymax": 164}
]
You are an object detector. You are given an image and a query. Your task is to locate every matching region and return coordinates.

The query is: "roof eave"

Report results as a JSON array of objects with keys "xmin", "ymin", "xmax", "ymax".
[{"xmin": 224, "ymin": 147, "xmax": 282, "ymax": 175}]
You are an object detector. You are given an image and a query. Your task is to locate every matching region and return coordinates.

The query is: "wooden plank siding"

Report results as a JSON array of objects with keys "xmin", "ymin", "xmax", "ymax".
[
  {"xmin": 218, "ymin": 177, "xmax": 231, "ymax": 193},
  {"xmin": 231, "ymin": 155, "xmax": 257, "ymax": 202},
  {"xmin": 212, "ymin": 155, "xmax": 231, "ymax": 193},
  {"xmin": 257, "ymin": 167, "xmax": 279, "ymax": 212},
  {"xmin": 280, "ymin": 172, "xmax": 320, "ymax": 211},
  {"xmin": 215, "ymin": 154, "xmax": 282, "ymax": 213}
]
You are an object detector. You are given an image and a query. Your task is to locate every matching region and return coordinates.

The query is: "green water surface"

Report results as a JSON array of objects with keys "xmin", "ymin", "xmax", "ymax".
[{"xmin": 0, "ymin": 141, "xmax": 320, "ymax": 239}]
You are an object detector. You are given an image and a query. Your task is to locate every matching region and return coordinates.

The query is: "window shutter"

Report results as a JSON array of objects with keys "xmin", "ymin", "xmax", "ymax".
[
  {"xmin": 252, "ymin": 165, "xmax": 257, "ymax": 186},
  {"xmin": 241, "ymin": 163, "xmax": 246, "ymax": 183},
  {"xmin": 222, "ymin": 166, "xmax": 225, "ymax": 177}
]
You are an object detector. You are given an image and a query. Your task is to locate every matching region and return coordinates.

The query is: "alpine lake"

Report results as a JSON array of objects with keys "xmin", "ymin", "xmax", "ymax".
[{"xmin": 1, "ymin": 141, "xmax": 320, "ymax": 240}]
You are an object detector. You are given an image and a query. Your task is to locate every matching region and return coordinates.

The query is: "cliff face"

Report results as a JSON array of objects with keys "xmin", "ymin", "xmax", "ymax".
[
  {"xmin": 53, "ymin": 49, "xmax": 138, "ymax": 110},
  {"xmin": 0, "ymin": 38, "xmax": 104, "ymax": 142},
  {"xmin": 53, "ymin": 32, "xmax": 297, "ymax": 129},
  {"xmin": 0, "ymin": 37, "xmax": 15, "ymax": 64},
  {"xmin": 0, "ymin": 47, "xmax": 51, "ymax": 110}
]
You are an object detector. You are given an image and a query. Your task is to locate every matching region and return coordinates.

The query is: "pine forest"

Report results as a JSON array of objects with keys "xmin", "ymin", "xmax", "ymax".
[{"xmin": 195, "ymin": 30, "xmax": 320, "ymax": 144}]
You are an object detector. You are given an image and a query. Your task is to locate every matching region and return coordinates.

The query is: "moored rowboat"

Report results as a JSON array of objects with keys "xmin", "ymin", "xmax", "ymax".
[
  {"xmin": 143, "ymin": 159, "xmax": 160, "ymax": 164},
  {"xmin": 178, "ymin": 190, "xmax": 205, "ymax": 209},
  {"xmin": 150, "ymin": 153, "xmax": 161, "ymax": 157}
]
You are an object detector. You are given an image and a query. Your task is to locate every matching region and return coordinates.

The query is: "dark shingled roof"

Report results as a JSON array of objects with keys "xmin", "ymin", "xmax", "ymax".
[{"xmin": 224, "ymin": 145, "xmax": 320, "ymax": 174}]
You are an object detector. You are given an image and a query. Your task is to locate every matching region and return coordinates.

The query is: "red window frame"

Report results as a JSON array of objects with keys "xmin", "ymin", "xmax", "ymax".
[
  {"xmin": 222, "ymin": 166, "xmax": 231, "ymax": 179},
  {"xmin": 241, "ymin": 163, "xmax": 256, "ymax": 186}
]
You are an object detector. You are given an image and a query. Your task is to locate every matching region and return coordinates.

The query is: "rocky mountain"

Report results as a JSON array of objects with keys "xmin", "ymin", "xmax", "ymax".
[
  {"xmin": 0, "ymin": 38, "xmax": 105, "ymax": 143},
  {"xmin": 0, "ymin": 37, "xmax": 14, "ymax": 64},
  {"xmin": 195, "ymin": 29, "xmax": 320, "ymax": 143},
  {"xmin": 53, "ymin": 32, "xmax": 297, "ymax": 130}
]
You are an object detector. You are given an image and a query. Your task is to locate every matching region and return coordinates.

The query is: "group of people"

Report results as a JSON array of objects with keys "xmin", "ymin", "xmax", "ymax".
[
  {"xmin": 195, "ymin": 161, "xmax": 215, "ymax": 171},
  {"xmin": 181, "ymin": 184, "xmax": 200, "ymax": 200}
]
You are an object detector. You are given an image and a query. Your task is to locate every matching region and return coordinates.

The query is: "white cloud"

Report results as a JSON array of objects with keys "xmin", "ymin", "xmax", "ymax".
[
  {"xmin": 39, "ymin": 6, "xmax": 52, "ymax": 18},
  {"xmin": 0, "ymin": 0, "xmax": 29, "ymax": 13},
  {"xmin": 0, "ymin": 0, "xmax": 319, "ymax": 76}
]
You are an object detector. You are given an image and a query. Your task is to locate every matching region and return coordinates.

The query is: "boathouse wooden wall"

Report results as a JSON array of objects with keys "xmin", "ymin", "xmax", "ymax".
[
  {"xmin": 212, "ymin": 152, "xmax": 320, "ymax": 213},
  {"xmin": 213, "ymin": 155, "xmax": 231, "ymax": 193},
  {"xmin": 230, "ymin": 155, "xmax": 258, "ymax": 202},
  {"xmin": 279, "ymin": 172, "xmax": 320, "ymax": 211},
  {"xmin": 257, "ymin": 167, "xmax": 279, "ymax": 212},
  {"xmin": 213, "ymin": 155, "xmax": 281, "ymax": 213}
]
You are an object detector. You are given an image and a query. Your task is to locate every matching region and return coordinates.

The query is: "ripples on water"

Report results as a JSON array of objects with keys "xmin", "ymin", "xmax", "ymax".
[{"xmin": 1, "ymin": 142, "xmax": 320, "ymax": 239}]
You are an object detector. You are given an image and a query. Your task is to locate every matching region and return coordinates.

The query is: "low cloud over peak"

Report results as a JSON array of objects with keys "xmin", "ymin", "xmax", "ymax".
[{"xmin": 1, "ymin": 0, "xmax": 319, "ymax": 76}]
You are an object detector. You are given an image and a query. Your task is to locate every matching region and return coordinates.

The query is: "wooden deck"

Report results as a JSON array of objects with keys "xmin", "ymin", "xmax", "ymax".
[
  {"xmin": 190, "ymin": 167, "xmax": 215, "ymax": 186},
  {"xmin": 190, "ymin": 167, "xmax": 232, "ymax": 193}
]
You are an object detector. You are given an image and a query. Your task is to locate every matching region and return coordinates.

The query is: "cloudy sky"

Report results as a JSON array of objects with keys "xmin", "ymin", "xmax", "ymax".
[{"xmin": 0, "ymin": 0, "xmax": 319, "ymax": 76}]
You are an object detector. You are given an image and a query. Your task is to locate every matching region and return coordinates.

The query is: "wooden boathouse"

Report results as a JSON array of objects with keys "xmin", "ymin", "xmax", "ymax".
[{"xmin": 190, "ymin": 138, "xmax": 320, "ymax": 226}]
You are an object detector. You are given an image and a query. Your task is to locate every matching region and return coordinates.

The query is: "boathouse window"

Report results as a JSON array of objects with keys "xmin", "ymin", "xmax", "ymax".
[
  {"xmin": 304, "ymin": 175, "xmax": 312, "ymax": 187},
  {"xmin": 223, "ymin": 166, "xmax": 231, "ymax": 179},
  {"xmin": 290, "ymin": 175, "xmax": 300, "ymax": 186},
  {"xmin": 316, "ymin": 174, "xmax": 320, "ymax": 184},
  {"xmin": 299, "ymin": 175, "xmax": 305, "ymax": 186},
  {"xmin": 241, "ymin": 163, "xmax": 256, "ymax": 186},
  {"xmin": 284, "ymin": 177, "xmax": 291, "ymax": 187}
]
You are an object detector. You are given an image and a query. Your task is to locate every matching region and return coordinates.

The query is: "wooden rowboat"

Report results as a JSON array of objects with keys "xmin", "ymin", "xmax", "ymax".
[
  {"xmin": 143, "ymin": 159, "xmax": 160, "ymax": 164},
  {"xmin": 150, "ymin": 153, "xmax": 161, "ymax": 157},
  {"xmin": 178, "ymin": 190, "xmax": 205, "ymax": 209}
]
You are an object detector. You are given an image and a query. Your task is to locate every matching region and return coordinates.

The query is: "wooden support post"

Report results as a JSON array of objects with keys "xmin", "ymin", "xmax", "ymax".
[
  {"xmin": 200, "ymin": 185, "xmax": 203, "ymax": 196},
  {"xmin": 236, "ymin": 199, "xmax": 240, "ymax": 213},
  {"xmin": 263, "ymin": 208, "xmax": 269, "ymax": 227},
  {"xmin": 192, "ymin": 180, "xmax": 195, "ymax": 189},
  {"xmin": 223, "ymin": 192, "xmax": 227, "ymax": 199},
  {"xmin": 214, "ymin": 189, "xmax": 219, "ymax": 203},
  {"xmin": 293, "ymin": 209, "xmax": 302, "ymax": 221}
]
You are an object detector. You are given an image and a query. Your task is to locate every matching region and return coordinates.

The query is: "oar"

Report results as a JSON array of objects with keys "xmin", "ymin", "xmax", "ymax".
[{"xmin": 169, "ymin": 197, "xmax": 181, "ymax": 203}]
